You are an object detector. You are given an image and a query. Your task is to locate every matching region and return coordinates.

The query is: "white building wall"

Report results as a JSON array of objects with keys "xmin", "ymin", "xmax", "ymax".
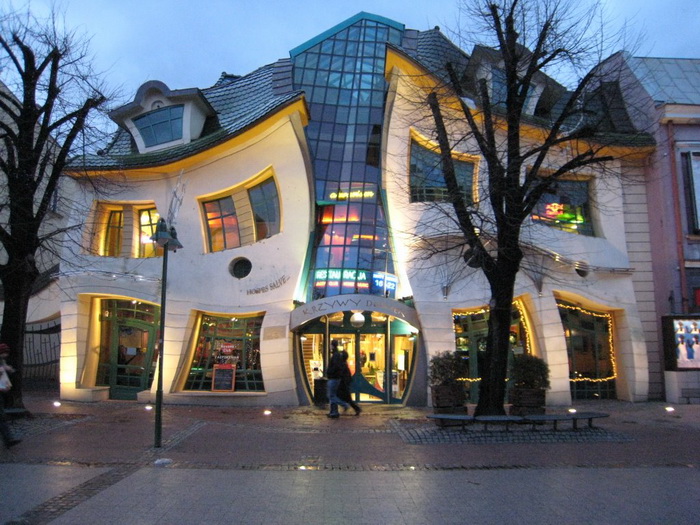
[
  {"xmin": 59, "ymin": 114, "xmax": 313, "ymax": 405},
  {"xmin": 384, "ymin": 64, "xmax": 651, "ymax": 404}
]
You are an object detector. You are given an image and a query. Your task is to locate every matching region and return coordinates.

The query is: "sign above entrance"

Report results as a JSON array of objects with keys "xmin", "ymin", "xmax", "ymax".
[{"xmin": 290, "ymin": 293, "xmax": 420, "ymax": 329}]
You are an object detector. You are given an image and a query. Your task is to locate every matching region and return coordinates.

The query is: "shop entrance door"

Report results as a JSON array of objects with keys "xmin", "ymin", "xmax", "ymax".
[
  {"xmin": 106, "ymin": 320, "xmax": 157, "ymax": 400},
  {"xmin": 331, "ymin": 333, "xmax": 388, "ymax": 402},
  {"xmin": 298, "ymin": 310, "xmax": 417, "ymax": 405}
]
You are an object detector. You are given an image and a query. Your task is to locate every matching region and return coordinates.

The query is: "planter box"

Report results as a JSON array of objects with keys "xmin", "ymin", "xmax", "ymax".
[
  {"xmin": 509, "ymin": 388, "xmax": 546, "ymax": 416},
  {"xmin": 431, "ymin": 384, "xmax": 468, "ymax": 426}
]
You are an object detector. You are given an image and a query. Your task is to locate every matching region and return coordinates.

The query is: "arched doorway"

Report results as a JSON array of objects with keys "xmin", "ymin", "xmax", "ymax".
[{"xmin": 291, "ymin": 295, "xmax": 420, "ymax": 404}]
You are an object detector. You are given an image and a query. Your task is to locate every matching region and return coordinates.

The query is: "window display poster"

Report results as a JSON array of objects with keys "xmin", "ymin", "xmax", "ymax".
[{"xmin": 662, "ymin": 316, "xmax": 700, "ymax": 370}]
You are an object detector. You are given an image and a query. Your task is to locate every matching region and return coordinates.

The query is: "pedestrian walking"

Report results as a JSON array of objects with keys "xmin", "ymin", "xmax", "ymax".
[
  {"xmin": 326, "ymin": 345, "xmax": 349, "ymax": 418},
  {"xmin": 0, "ymin": 343, "xmax": 21, "ymax": 449},
  {"xmin": 339, "ymin": 351, "xmax": 361, "ymax": 415}
]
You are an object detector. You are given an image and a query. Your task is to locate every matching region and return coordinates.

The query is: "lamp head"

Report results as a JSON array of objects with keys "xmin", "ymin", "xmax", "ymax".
[
  {"xmin": 168, "ymin": 227, "xmax": 183, "ymax": 251},
  {"xmin": 151, "ymin": 218, "xmax": 171, "ymax": 247}
]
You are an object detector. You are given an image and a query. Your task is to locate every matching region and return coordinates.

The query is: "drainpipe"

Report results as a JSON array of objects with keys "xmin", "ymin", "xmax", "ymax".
[{"xmin": 668, "ymin": 121, "xmax": 688, "ymax": 313}]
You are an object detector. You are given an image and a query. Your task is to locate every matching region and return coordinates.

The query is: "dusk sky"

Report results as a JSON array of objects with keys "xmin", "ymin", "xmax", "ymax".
[{"xmin": 21, "ymin": 0, "xmax": 700, "ymax": 100}]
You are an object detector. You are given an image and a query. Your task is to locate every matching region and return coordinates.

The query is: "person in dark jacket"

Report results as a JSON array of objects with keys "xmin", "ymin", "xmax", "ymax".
[
  {"xmin": 0, "ymin": 343, "xmax": 21, "ymax": 449},
  {"xmin": 326, "ymin": 347, "xmax": 349, "ymax": 418},
  {"xmin": 338, "ymin": 351, "xmax": 361, "ymax": 415}
]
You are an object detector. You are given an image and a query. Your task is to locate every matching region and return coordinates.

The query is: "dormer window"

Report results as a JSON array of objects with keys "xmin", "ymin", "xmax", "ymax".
[
  {"xmin": 109, "ymin": 81, "xmax": 215, "ymax": 154},
  {"xmin": 133, "ymin": 105, "xmax": 184, "ymax": 147},
  {"xmin": 491, "ymin": 67, "xmax": 538, "ymax": 113}
]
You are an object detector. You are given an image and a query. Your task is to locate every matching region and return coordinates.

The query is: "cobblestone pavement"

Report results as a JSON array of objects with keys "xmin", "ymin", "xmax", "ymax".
[{"xmin": 1, "ymin": 394, "xmax": 699, "ymax": 524}]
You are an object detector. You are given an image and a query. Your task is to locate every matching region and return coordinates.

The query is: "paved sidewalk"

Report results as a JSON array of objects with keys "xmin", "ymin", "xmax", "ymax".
[{"xmin": 1, "ymin": 394, "xmax": 699, "ymax": 524}]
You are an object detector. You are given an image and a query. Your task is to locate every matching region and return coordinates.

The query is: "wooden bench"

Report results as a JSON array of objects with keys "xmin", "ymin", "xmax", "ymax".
[
  {"xmin": 426, "ymin": 414, "xmax": 474, "ymax": 430},
  {"xmin": 474, "ymin": 415, "xmax": 523, "ymax": 431},
  {"xmin": 680, "ymin": 388, "xmax": 700, "ymax": 404}
]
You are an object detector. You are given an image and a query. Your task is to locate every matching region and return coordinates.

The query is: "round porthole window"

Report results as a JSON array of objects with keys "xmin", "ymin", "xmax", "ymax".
[{"xmin": 229, "ymin": 257, "xmax": 252, "ymax": 279}]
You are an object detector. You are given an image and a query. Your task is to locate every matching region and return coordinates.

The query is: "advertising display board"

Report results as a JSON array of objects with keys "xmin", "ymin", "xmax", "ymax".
[{"xmin": 662, "ymin": 316, "xmax": 700, "ymax": 370}]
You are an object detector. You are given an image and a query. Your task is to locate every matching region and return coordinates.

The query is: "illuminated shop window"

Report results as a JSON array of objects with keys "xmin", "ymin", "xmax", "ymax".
[
  {"xmin": 409, "ymin": 141, "xmax": 474, "ymax": 203},
  {"xmin": 531, "ymin": 179, "xmax": 594, "ymax": 236},
  {"xmin": 185, "ymin": 314, "xmax": 264, "ymax": 392},
  {"xmin": 453, "ymin": 301, "xmax": 532, "ymax": 401},
  {"xmin": 133, "ymin": 104, "xmax": 183, "ymax": 147},
  {"xmin": 248, "ymin": 178, "xmax": 280, "ymax": 240},
  {"xmin": 557, "ymin": 301, "xmax": 616, "ymax": 400},
  {"xmin": 682, "ymin": 152, "xmax": 700, "ymax": 234},
  {"xmin": 203, "ymin": 196, "xmax": 240, "ymax": 252}
]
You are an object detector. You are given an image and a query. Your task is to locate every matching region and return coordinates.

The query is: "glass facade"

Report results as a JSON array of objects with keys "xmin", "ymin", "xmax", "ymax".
[{"xmin": 291, "ymin": 15, "xmax": 404, "ymax": 300}]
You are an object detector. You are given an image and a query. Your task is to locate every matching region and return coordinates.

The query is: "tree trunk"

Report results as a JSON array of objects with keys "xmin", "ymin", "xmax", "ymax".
[
  {"xmin": 0, "ymin": 265, "xmax": 37, "ymax": 410},
  {"xmin": 475, "ymin": 266, "xmax": 518, "ymax": 416}
]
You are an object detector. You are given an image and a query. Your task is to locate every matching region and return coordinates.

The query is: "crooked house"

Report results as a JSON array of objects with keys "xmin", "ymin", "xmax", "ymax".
[{"xmin": 56, "ymin": 12, "xmax": 656, "ymax": 407}]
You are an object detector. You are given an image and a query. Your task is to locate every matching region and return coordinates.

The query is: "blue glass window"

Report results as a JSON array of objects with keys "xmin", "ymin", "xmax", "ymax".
[
  {"xmin": 409, "ymin": 141, "xmax": 474, "ymax": 203},
  {"xmin": 248, "ymin": 179, "xmax": 280, "ymax": 240},
  {"xmin": 293, "ymin": 16, "xmax": 401, "ymax": 300},
  {"xmin": 133, "ymin": 105, "xmax": 184, "ymax": 147}
]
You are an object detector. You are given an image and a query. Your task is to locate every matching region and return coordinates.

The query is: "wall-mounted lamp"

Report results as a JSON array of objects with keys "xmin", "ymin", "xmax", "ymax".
[{"xmin": 350, "ymin": 311, "xmax": 365, "ymax": 329}]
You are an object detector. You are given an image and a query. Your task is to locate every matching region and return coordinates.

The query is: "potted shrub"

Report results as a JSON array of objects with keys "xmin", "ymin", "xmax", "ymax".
[
  {"xmin": 429, "ymin": 351, "xmax": 469, "ymax": 425},
  {"xmin": 508, "ymin": 353, "xmax": 550, "ymax": 415}
]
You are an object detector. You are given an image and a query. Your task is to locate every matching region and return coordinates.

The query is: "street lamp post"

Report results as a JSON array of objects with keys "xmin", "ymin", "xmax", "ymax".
[{"xmin": 151, "ymin": 218, "xmax": 183, "ymax": 448}]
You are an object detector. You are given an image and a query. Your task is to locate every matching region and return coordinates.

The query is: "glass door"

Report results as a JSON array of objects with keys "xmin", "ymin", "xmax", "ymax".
[
  {"xmin": 98, "ymin": 319, "xmax": 157, "ymax": 400},
  {"xmin": 331, "ymin": 333, "xmax": 387, "ymax": 402},
  {"xmin": 96, "ymin": 299, "xmax": 159, "ymax": 400}
]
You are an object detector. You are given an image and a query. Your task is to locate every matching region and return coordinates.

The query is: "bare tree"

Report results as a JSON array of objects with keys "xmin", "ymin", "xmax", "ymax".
[
  {"xmin": 413, "ymin": 0, "xmax": 647, "ymax": 414},
  {"xmin": 0, "ymin": 7, "xmax": 109, "ymax": 407}
]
